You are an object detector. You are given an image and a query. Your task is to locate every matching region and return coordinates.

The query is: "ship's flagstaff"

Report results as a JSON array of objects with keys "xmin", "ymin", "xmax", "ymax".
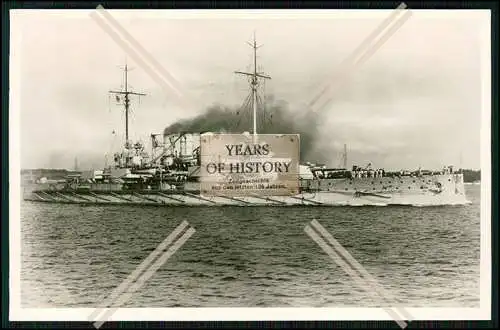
[
  {"xmin": 235, "ymin": 32, "xmax": 271, "ymax": 138},
  {"xmin": 109, "ymin": 64, "xmax": 147, "ymax": 149}
]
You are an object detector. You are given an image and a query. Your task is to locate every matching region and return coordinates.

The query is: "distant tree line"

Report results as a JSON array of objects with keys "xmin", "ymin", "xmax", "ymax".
[{"xmin": 461, "ymin": 169, "xmax": 481, "ymax": 182}]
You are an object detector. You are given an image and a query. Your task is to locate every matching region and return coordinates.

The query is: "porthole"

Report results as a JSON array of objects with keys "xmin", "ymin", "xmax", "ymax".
[{"xmin": 408, "ymin": 186, "xmax": 411, "ymax": 189}]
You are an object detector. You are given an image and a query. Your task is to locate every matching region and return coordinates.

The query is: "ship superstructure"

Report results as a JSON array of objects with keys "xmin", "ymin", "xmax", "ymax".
[{"xmin": 23, "ymin": 37, "xmax": 469, "ymax": 207}]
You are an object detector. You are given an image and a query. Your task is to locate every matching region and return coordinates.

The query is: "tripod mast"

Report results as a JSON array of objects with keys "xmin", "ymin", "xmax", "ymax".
[
  {"xmin": 235, "ymin": 33, "xmax": 271, "ymax": 138},
  {"xmin": 109, "ymin": 64, "xmax": 147, "ymax": 149}
]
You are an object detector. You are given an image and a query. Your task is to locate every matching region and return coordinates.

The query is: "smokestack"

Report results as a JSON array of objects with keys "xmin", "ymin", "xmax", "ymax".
[{"xmin": 162, "ymin": 97, "xmax": 328, "ymax": 163}]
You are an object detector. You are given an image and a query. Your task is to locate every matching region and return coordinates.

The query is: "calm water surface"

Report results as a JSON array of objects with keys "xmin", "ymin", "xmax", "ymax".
[{"xmin": 21, "ymin": 185, "xmax": 481, "ymax": 307}]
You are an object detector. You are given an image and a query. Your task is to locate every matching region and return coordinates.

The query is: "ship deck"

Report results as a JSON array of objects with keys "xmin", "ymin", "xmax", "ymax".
[{"xmin": 22, "ymin": 173, "xmax": 469, "ymax": 207}]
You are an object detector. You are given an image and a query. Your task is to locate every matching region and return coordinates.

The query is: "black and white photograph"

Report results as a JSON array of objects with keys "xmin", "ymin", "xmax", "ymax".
[{"xmin": 9, "ymin": 6, "xmax": 491, "ymax": 325}]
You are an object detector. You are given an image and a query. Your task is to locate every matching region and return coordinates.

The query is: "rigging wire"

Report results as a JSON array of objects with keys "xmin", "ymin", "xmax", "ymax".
[
  {"xmin": 263, "ymin": 79, "xmax": 266, "ymax": 130},
  {"xmin": 234, "ymin": 92, "xmax": 252, "ymax": 131},
  {"xmin": 261, "ymin": 78, "xmax": 268, "ymax": 130},
  {"xmin": 256, "ymin": 93, "xmax": 264, "ymax": 130},
  {"xmin": 256, "ymin": 93, "xmax": 272, "ymax": 130}
]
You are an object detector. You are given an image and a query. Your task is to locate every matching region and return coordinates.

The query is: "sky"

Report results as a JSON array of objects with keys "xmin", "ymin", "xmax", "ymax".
[{"xmin": 11, "ymin": 9, "xmax": 489, "ymax": 171}]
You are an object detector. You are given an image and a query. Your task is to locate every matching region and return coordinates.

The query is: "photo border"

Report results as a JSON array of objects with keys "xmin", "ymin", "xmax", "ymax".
[{"xmin": 3, "ymin": 1, "xmax": 497, "ymax": 328}]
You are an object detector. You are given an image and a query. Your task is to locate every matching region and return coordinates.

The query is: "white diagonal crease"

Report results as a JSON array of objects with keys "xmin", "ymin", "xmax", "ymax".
[
  {"xmin": 87, "ymin": 220, "xmax": 189, "ymax": 321},
  {"xmin": 95, "ymin": 5, "xmax": 186, "ymax": 97},
  {"xmin": 89, "ymin": 12, "xmax": 176, "ymax": 93},
  {"xmin": 310, "ymin": 219, "xmax": 414, "ymax": 321},
  {"xmin": 93, "ymin": 227, "xmax": 196, "ymax": 328},
  {"xmin": 312, "ymin": 9, "xmax": 413, "ymax": 113},
  {"xmin": 352, "ymin": 11, "xmax": 413, "ymax": 67},
  {"xmin": 305, "ymin": 226, "xmax": 408, "ymax": 329},
  {"xmin": 89, "ymin": 11, "xmax": 192, "ymax": 110},
  {"xmin": 308, "ymin": 4, "xmax": 412, "ymax": 113},
  {"xmin": 308, "ymin": 3, "xmax": 409, "ymax": 107},
  {"xmin": 305, "ymin": 226, "xmax": 405, "ymax": 313}
]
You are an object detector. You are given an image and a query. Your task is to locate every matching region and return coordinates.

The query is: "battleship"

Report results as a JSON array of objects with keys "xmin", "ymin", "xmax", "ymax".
[{"xmin": 23, "ymin": 38, "xmax": 469, "ymax": 207}]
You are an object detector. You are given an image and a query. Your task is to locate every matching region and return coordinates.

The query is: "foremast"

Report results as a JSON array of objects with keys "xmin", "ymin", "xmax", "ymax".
[{"xmin": 109, "ymin": 64, "xmax": 147, "ymax": 168}]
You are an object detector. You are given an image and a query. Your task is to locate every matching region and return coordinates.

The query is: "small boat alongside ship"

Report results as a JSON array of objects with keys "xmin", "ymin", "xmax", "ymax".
[{"xmin": 22, "ymin": 38, "xmax": 469, "ymax": 207}]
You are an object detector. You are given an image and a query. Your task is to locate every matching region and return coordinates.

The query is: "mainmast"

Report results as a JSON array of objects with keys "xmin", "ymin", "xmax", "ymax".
[
  {"xmin": 109, "ymin": 64, "xmax": 147, "ymax": 149},
  {"xmin": 235, "ymin": 33, "xmax": 271, "ymax": 137}
]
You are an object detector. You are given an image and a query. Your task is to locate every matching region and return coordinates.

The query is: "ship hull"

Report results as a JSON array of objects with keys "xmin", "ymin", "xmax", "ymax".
[{"xmin": 22, "ymin": 173, "xmax": 470, "ymax": 206}]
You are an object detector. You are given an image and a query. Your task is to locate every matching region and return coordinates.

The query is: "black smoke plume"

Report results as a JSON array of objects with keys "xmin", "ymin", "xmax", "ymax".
[{"xmin": 163, "ymin": 96, "xmax": 328, "ymax": 163}]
